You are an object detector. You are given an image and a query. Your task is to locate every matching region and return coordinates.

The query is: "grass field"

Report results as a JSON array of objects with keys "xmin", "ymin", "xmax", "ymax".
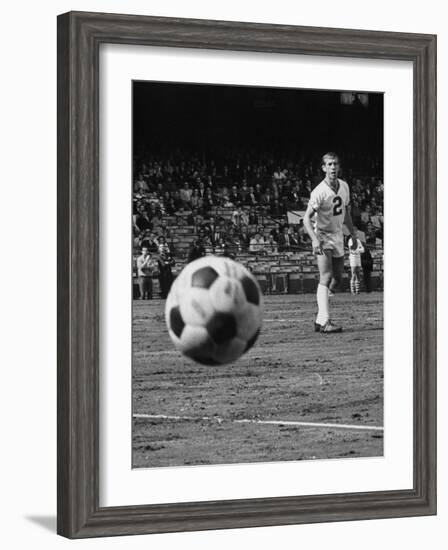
[{"xmin": 132, "ymin": 292, "xmax": 383, "ymax": 468}]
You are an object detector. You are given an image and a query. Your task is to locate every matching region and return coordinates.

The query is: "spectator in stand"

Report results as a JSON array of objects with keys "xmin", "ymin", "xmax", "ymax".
[
  {"xmin": 157, "ymin": 236, "xmax": 171, "ymax": 256},
  {"xmin": 201, "ymin": 233, "xmax": 213, "ymax": 250},
  {"xmin": 350, "ymin": 198, "xmax": 362, "ymax": 228},
  {"xmin": 256, "ymin": 225, "xmax": 266, "ymax": 241},
  {"xmin": 190, "ymin": 188, "xmax": 201, "ymax": 209},
  {"xmin": 226, "ymin": 224, "xmax": 237, "ymax": 244},
  {"xmin": 354, "ymin": 225, "xmax": 366, "ymax": 245},
  {"xmin": 147, "ymin": 191, "xmax": 163, "ymax": 210},
  {"xmin": 288, "ymin": 226, "xmax": 299, "ymax": 249},
  {"xmin": 221, "ymin": 187, "xmax": 233, "ymax": 207},
  {"xmin": 281, "ymin": 196, "xmax": 289, "ymax": 215},
  {"xmin": 186, "ymin": 207, "xmax": 198, "ymax": 226},
  {"xmin": 197, "ymin": 180, "xmax": 207, "ymax": 200},
  {"xmin": 278, "ymin": 226, "xmax": 293, "ymax": 252},
  {"xmin": 212, "ymin": 218, "xmax": 227, "ymax": 248},
  {"xmin": 149, "ymin": 208, "xmax": 162, "ymax": 231},
  {"xmin": 370, "ymin": 207, "xmax": 383, "ymax": 232},
  {"xmin": 229, "ymin": 185, "xmax": 240, "ymax": 205},
  {"xmin": 376, "ymin": 179, "xmax": 384, "ymax": 197},
  {"xmin": 365, "ymin": 222, "xmax": 378, "ymax": 247},
  {"xmin": 247, "ymin": 186, "xmax": 257, "ymax": 206},
  {"xmin": 265, "ymin": 234, "xmax": 278, "ymax": 254},
  {"xmin": 273, "ymin": 166, "xmax": 287, "ymax": 182},
  {"xmin": 180, "ymin": 181, "xmax": 192, "ymax": 208},
  {"xmin": 165, "ymin": 198, "xmax": 177, "ymax": 216},
  {"xmin": 157, "ymin": 248, "xmax": 175, "ymax": 299},
  {"xmin": 232, "ymin": 204, "xmax": 249, "ymax": 227},
  {"xmin": 156, "ymin": 219, "xmax": 171, "ymax": 240},
  {"xmin": 134, "ymin": 205, "xmax": 152, "ymax": 232},
  {"xmin": 134, "ymin": 173, "xmax": 149, "ymax": 193},
  {"xmin": 239, "ymin": 180, "xmax": 250, "ymax": 204},
  {"xmin": 254, "ymin": 183, "xmax": 263, "ymax": 204},
  {"xmin": 239, "ymin": 226, "xmax": 251, "ymax": 251},
  {"xmin": 270, "ymin": 199, "xmax": 283, "ymax": 218},
  {"xmin": 249, "ymin": 232, "xmax": 265, "ymax": 255},
  {"xmin": 203, "ymin": 188, "xmax": 215, "ymax": 212},
  {"xmin": 147, "ymin": 200, "xmax": 162, "ymax": 219},
  {"xmin": 248, "ymin": 207, "xmax": 259, "ymax": 226},
  {"xmin": 171, "ymin": 190, "xmax": 183, "ymax": 210},
  {"xmin": 162, "ymin": 190, "xmax": 172, "ymax": 208},
  {"xmin": 287, "ymin": 183, "xmax": 303, "ymax": 209},
  {"xmin": 261, "ymin": 188, "xmax": 273, "ymax": 207},
  {"xmin": 304, "ymin": 179, "xmax": 312, "ymax": 195},
  {"xmin": 136, "ymin": 247, "xmax": 156, "ymax": 300},
  {"xmin": 187, "ymin": 237, "xmax": 206, "ymax": 263},
  {"xmin": 270, "ymin": 222, "xmax": 282, "ymax": 242},
  {"xmin": 278, "ymin": 226, "xmax": 299, "ymax": 252},
  {"xmin": 221, "ymin": 241, "xmax": 236, "ymax": 259},
  {"xmin": 190, "ymin": 210, "xmax": 204, "ymax": 230},
  {"xmin": 283, "ymin": 178, "xmax": 291, "ymax": 195},
  {"xmin": 200, "ymin": 215, "xmax": 215, "ymax": 238},
  {"xmin": 139, "ymin": 230, "xmax": 158, "ymax": 253},
  {"xmin": 360, "ymin": 203, "xmax": 372, "ymax": 228},
  {"xmin": 155, "ymin": 182, "xmax": 164, "ymax": 198}
]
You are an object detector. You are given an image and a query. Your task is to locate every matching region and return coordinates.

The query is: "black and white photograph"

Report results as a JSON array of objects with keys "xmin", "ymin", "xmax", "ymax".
[{"xmin": 132, "ymin": 81, "xmax": 384, "ymax": 468}]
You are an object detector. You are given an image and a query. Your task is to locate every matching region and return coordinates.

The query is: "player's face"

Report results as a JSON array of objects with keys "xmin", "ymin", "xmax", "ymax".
[{"xmin": 322, "ymin": 158, "xmax": 340, "ymax": 181}]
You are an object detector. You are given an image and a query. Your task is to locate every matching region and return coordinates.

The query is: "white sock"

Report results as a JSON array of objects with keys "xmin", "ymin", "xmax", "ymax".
[{"xmin": 316, "ymin": 284, "xmax": 330, "ymax": 325}]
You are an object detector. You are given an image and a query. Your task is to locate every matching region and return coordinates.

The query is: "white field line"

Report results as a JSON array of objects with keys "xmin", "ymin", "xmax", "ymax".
[
  {"xmin": 133, "ymin": 413, "xmax": 383, "ymax": 432},
  {"xmin": 263, "ymin": 316, "xmax": 383, "ymax": 323}
]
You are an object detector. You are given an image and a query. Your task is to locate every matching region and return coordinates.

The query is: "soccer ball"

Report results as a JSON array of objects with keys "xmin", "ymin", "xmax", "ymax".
[{"xmin": 165, "ymin": 255, "xmax": 263, "ymax": 365}]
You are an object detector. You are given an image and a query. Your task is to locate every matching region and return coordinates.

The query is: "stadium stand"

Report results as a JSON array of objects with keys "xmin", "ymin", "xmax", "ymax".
[{"xmin": 132, "ymin": 154, "xmax": 384, "ymax": 298}]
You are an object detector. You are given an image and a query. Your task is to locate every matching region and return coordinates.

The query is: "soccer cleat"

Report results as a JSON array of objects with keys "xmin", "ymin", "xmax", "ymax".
[
  {"xmin": 314, "ymin": 321, "xmax": 322, "ymax": 332},
  {"xmin": 320, "ymin": 320, "xmax": 343, "ymax": 333}
]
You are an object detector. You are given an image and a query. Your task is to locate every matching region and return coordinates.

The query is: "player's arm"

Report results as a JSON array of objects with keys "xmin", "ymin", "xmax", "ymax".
[{"xmin": 303, "ymin": 203, "xmax": 322, "ymax": 255}]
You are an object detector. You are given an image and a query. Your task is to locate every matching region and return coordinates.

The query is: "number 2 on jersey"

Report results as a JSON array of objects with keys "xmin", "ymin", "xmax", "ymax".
[{"xmin": 332, "ymin": 196, "xmax": 343, "ymax": 216}]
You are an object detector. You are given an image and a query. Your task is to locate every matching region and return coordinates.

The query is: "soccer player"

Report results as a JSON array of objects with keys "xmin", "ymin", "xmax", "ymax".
[
  {"xmin": 347, "ymin": 234, "xmax": 365, "ymax": 294},
  {"xmin": 136, "ymin": 247, "xmax": 156, "ymax": 300},
  {"xmin": 303, "ymin": 153, "xmax": 358, "ymax": 333}
]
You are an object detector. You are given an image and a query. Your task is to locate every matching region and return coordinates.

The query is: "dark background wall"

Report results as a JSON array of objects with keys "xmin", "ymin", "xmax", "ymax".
[{"xmin": 133, "ymin": 81, "xmax": 383, "ymax": 173}]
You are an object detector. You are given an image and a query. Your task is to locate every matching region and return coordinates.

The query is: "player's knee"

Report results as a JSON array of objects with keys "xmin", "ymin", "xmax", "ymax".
[{"xmin": 319, "ymin": 272, "xmax": 332, "ymax": 287}]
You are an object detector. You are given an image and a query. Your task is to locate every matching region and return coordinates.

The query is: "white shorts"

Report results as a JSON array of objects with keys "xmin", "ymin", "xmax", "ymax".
[
  {"xmin": 349, "ymin": 256, "xmax": 362, "ymax": 268},
  {"xmin": 316, "ymin": 231, "xmax": 344, "ymax": 258}
]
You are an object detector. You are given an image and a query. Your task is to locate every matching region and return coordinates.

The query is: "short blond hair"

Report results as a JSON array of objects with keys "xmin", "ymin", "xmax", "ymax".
[{"xmin": 321, "ymin": 152, "xmax": 339, "ymax": 166}]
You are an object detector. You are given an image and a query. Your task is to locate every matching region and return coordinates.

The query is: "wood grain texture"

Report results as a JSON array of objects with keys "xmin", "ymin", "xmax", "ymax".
[{"xmin": 57, "ymin": 11, "xmax": 437, "ymax": 538}]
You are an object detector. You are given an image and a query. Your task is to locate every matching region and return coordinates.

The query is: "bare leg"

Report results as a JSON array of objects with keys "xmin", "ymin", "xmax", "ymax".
[
  {"xmin": 329, "ymin": 255, "xmax": 344, "ymax": 294},
  {"xmin": 331, "ymin": 256, "xmax": 344, "ymax": 288}
]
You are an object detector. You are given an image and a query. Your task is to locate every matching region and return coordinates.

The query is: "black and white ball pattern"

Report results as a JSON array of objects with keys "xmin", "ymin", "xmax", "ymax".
[{"xmin": 165, "ymin": 256, "xmax": 263, "ymax": 365}]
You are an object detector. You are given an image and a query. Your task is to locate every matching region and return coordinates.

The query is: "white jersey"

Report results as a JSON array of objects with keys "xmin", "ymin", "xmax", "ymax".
[
  {"xmin": 309, "ymin": 179, "xmax": 350, "ymax": 235},
  {"xmin": 347, "ymin": 237, "xmax": 365, "ymax": 267}
]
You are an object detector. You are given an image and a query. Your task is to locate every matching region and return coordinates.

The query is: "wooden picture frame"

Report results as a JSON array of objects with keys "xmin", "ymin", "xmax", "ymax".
[{"xmin": 57, "ymin": 11, "xmax": 437, "ymax": 538}]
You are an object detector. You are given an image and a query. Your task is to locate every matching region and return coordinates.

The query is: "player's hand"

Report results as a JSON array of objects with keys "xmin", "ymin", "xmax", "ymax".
[{"xmin": 312, "ymin": 240, "xmax": 323, "ymax": 255}]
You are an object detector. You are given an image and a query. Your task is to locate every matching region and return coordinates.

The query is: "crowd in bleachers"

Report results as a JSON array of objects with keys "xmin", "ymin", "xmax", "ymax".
[{"xmin": 133, "ymin": 153, "xmax": 383, "ymax": 260}]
